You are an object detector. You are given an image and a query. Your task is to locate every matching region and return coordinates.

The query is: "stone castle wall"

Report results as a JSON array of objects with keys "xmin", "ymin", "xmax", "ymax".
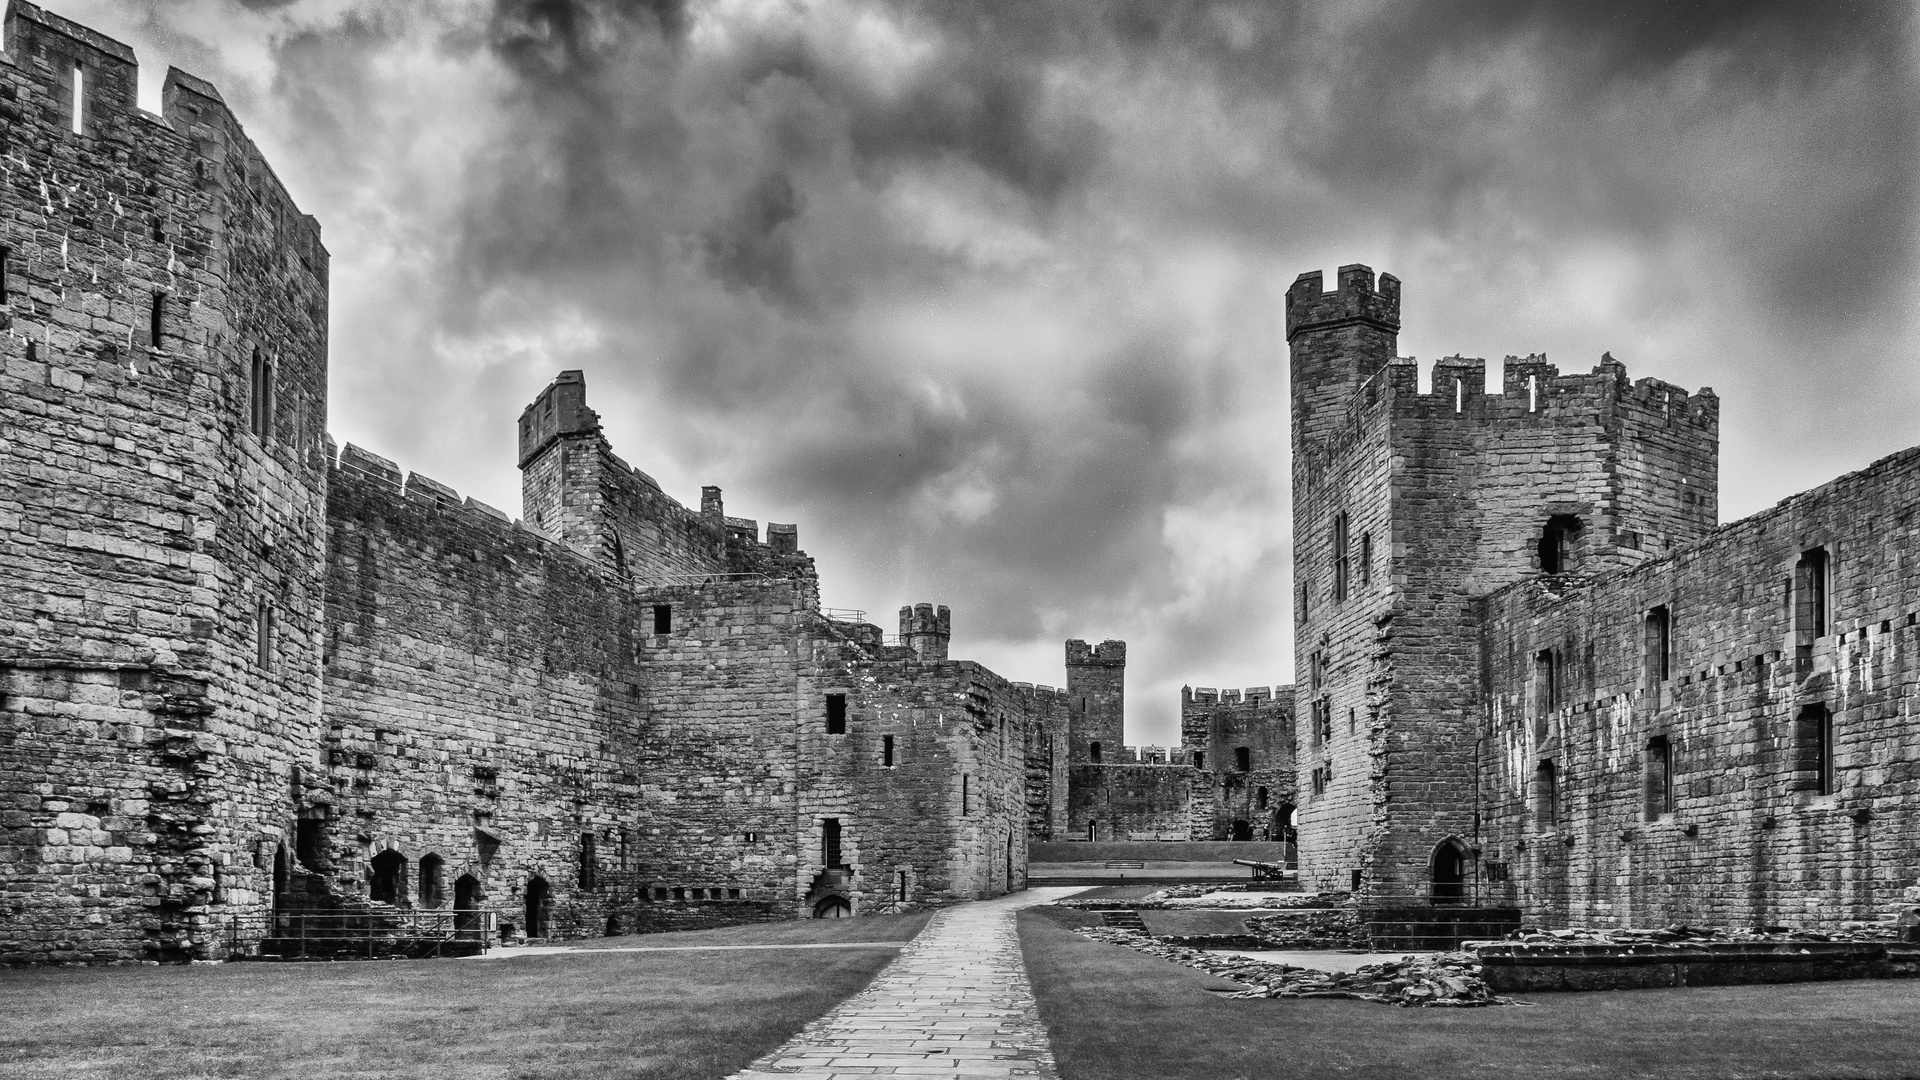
[
  {"xmin": 1475, "ymin": 446, "xmax": 1920, "ymax": 928},
  {"xmin": 0, "ymin": 1, "xmax": 329, "ymax": 963},
  {"xmin": 1181, "ymin": 686, "xmax": 1296, "ymax": 842}
]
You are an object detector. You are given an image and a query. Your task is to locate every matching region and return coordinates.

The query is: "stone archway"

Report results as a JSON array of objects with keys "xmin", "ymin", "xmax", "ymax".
[{"xmin": 1431, "ymin": 837, "xmax": 1469, "ymax": 904}]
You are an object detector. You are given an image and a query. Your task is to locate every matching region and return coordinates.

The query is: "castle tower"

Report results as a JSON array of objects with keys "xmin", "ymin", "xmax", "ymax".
[
  {"xmin": 0, "ymin": 2, "xmax": 331, "ymax": 962},
  {"xmin": 1064, "ymin": 640, "xmax": 1126, "ymax": 764},
  {"xmin": 898, "ymin": 604, "xmax": 951, "ymax": 661},
  {"xmin": 1287, "ymin": 265, "xmax": 1400, "ymax": 456},
  {"xmin": 1288, "ymin": 265, "xmax": 1718, "ymax": 908}
]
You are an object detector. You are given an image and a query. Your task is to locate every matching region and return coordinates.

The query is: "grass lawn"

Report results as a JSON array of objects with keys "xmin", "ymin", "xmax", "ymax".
[
  {"xmin": 0, "ymin": 913, "xmax": 930, "ymax": 1080},
  {"xmin": 1019, "ymin": 908, "xmax": 1920, "ymax": 1080}
]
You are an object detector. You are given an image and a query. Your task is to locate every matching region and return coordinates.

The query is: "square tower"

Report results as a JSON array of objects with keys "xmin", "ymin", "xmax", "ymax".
[{"xmin": 1287, "ymin": 266, "xmax": 1718, "ymax": 906}]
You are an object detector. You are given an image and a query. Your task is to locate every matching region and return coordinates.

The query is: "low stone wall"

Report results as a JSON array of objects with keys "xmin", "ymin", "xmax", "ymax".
[
  {"xmin": 1477, "ymin": 941, "xmax": 1920, "ymax": 993},
  {"xmin": 1030, "ymin": 841, "xmax": 1291, "ymax": 863}
]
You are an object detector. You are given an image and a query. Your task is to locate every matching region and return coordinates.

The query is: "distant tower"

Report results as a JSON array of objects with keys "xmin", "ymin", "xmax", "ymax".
[
  {"xmin": 1064, "ymin": 640, "xmax": 1126, "ymax": 764},
  {"xmin": 898, "ymin": 604, "xmax": 951, "ymax": 661}
]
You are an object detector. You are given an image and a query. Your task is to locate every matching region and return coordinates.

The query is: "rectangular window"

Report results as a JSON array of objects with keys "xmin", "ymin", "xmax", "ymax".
[
  {"xmin": 70, "ymin": 66, "xmax": 84, "ymax": 135},
  {"xmin": 1358, "ymin": 532, "xmax": 1371, "ymax": 587},
  {"xmin": 898, "ymin": 871, "xmax": 909, "ymax": 902},
  {"xmin": 1644, "ymin": 736, "xmax": 1673, "ymax": 821},
  {"xmin": 961, "ymin": 773, "xmax": 970, "ymax": 814},
  {"xmin": 149, "ymin": 292, "xmax": 166, "ymax": 350},
  {"xmin": 1795, "ymin": 548, "xmax": 1830, "ymax": 638},
  {"xmin": 825, "ymin": 693, "xmax": 847, "ymax": 734},
  {"xmin": 652, "ymin": 604, "xmax": 672, "ymax": 634},
  {"xmin": 1235, "ymin": 746, "xmax": 1251, "ymax": 771},
  {"xmin": 1, "ymin": 245, "xmax": 9, "ymax": 299},
  {"xmin": 249, "ymin": 349, "xmax": 274, "ymax": 440},
  {"xmin": 1645, "ymin": 606, "xmax": 1671, "ymax": 706},
  {"xmin": 1533, "ymin": 761, "xmax": 1558, "ymax": 830},
  {"xmin": 1192, "ymin": 751, "xmax": 1205, "ymax": 770},
  {"xmin": 822, "ymin": 818, "xmax": 842, "ymax": 868},
  {"xmin": 579, "ymin": 832, "xmax": 597, "ymax": 889},
  {"xmin": 255, "ymin": 600, "xmax": 274, "ymax": 669},
  {"xmin": 1798, "ymin": 703, "xmax": 1835, "ymax": 794},
  {"xmin": 1532, "ymin": 648, "xmax": 1558, "ymax": 737},
  {"xmin": 882, "ymin": 734, "xmax": 894, "ymax": 767},
  {"xmin": 1332, "ymin": 511, "xmax": 1350, "ymax": 602}
]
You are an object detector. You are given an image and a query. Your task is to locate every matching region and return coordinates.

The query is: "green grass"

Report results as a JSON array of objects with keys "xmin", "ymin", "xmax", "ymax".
[
  {"xmin": 1019, "ymin": 908, "xmax": 1920, "ymax": 1080},
  {"xmin": 0, "ymin": 913, "xmax": 930, "ymax": 1080}
]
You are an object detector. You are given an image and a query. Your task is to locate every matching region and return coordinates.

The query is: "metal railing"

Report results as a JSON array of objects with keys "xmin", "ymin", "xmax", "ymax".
[
  {"xmin": 820, "ymin": 607, "xmax": 868, "ymax": 622},
  {"xmin": 236, "ymin": 909, "xmax": 498, "ymax": 960}
]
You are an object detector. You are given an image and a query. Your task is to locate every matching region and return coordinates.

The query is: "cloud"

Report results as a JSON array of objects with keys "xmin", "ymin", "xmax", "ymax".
[{"xmin": 62, "ymin": 0, "xmax": 1919, "ymax": 742}]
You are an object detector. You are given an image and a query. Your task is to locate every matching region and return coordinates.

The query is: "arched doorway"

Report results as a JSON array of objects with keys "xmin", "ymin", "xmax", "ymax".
[
  {"xmin": 418, "ymin": 853, "xmax": 446, "ymax": 908},
  {"xmin": 813, "ymin": 895, "xmax": 851, "ymax": 918},
  {"xmin": 1431, "ymin": 838, "xmax": 1469, "ymax": 904},
  {"xmin": 524, "ymin": 876, "xmax": 550, "ymax": 938},
  {"xmin": 1231, "ymin": 819, "xmax": 1253, "ymax": 841},
  {"xmin": 454, "ymin": 874, "xmax": 482, "ymax": 936},
  {"xmin": 272, "ymin": 843, "xmax": 289, "ymax": 910},
  {"xmin": 370, "ymin": 850, "xmax": 407, "ymax": 906}
]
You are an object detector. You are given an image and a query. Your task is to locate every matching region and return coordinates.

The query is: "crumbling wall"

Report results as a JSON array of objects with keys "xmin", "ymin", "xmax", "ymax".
[
  {"xmin": 1476, "ymin": 446, "xmax": 1920, "ymax": 930},
  {"xmin": 1181, "ymin": 686, "xmax": 1296, "ymax": 841}
]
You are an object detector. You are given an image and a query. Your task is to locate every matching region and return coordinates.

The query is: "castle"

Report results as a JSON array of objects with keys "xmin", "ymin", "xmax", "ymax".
[{"xmin": 2, "ymin": 2, "xmax": 1914, "ymax": 965}]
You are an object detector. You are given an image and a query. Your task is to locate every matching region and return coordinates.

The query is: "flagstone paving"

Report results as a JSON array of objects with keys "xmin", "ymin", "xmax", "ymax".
[{"xmin": 728, "ymin": 887, "xmax": 1086, "ymax": 1079}]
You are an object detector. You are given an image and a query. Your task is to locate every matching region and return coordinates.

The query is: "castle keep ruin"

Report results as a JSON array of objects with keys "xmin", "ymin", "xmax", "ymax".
[
  {"xmin": 2, "ymin": 2, "xmax": 1913, "ymax": 965},
  {"xmin": 1288, "ymin": 264, "xmax": 1919, "ymax": 929}
]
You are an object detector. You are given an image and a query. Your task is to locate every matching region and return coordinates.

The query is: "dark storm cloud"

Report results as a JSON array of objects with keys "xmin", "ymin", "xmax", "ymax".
[{"xmin": 75, "ymin": 0, "xmax": 1915, "ymax": 740}]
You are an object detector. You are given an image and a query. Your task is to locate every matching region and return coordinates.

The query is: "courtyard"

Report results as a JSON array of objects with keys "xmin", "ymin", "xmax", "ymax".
[{"xmin": 5, "ymin": 894, "xmax": 1919, "ymax": 1080}]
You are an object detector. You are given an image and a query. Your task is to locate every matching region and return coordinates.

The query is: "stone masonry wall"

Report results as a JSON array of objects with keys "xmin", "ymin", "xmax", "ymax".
[
  {"xmin": 1066, "ymin": 763, "xmax": 1194, "ymax": 841},
  {"xmin": 1475, "ymin": 446, "xmax": 1920, "ymax": 930},
  {"xmin": 1181, "ymin": 686, "xmax": 1296, "ymax": 841},
  {"xmin": 0, "ymin": 1, "xmax": 329, "ymax": 963},
  {"xmin": 322, "ymin": 451, "xmax": 659, "ymax": 940}
]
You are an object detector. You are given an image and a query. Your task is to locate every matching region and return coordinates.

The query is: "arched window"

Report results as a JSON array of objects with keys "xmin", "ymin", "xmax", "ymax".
[
  {"xmin": 369, "ymin": 850, "xmax": 407, "ymax": 906},
  {"xmin": 1089, "ymin": 741, "xmax": 1102, "ymax": 763}
]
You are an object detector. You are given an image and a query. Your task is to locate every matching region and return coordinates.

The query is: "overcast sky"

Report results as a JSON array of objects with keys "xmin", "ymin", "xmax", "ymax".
[{"xmin": 60, "ymin": 0, "xmax": 1918, "ymax": 745}]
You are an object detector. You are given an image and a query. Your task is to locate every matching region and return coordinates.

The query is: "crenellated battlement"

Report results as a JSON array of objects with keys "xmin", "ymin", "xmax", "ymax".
[
  {"xmin": 1181, "ymin": 684, "xmax": 1287, "ymax": 706},
  {"xmin": 1064, "ymin": 639, "xmax": 1126, "ymax": 667},
  {"xmin": 1285, "ymin": 264, "xmax": 1401, "ymax": 341},
  {"xmin": 898, "ymin": 602, "xmax": 951, "ymax": 661}
]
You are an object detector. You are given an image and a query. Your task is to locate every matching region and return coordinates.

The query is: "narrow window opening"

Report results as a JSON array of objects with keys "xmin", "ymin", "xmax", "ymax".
[
  {"xmin": 1528, "ymin": 374, "xmax": 1538, "ymax": 412},
  {"xmin": 1348, "ymin": 707, "xmax": 1357, "ymax": 734},
  {"xmin": 1644, "ymin": 736, "xmax": 1673, "ymax": 821},
  {"xmin": 1532, "ymin": 648, "xmax": 1558, "ymax": 738},
  {"xmin": 1332, "ymin": 511, "xmax": 1350, "ymax": 602},
  {"xmin": 897, "ymin": 870, "xmax": 909, "ymax": 902},
  {"xmin": 1454, "ymin": 378, "xmax": 1464, "ymax": 413},
  {"xmin": 70, "ymin": 66, "xmax": 84, "ymax": 135},
  {"xmin": 1235, "ymin": 746, "xmax": 1251, "ymax": 771},
  {"xmin": 1192, "ymin": 751, "xmax": 1205, "ymax": 769},
  {"xmin": 822, "ymin": 818, "xmax": 843, "ymax": 868},
  {"xmin": 1795, "ymin": 548, "xmax": 1830, "ymax": 639},
  {"xmin": 1256, "ymin": 786, "xmax": 1269, "ymax": 811},
  {"xmin": 652, "ymin": 604, "xmax": 671, "ymax": 634},
  {"xmin": 1645, "ymin": 605, "xmax": 1672, "ymax": 707},
  {"xmin": 1089, "ymin": 741, "xmax": 1102, "ymax": 763},
  {"xmin": 1358, "ymin": 532, "xmax": 1372, "ymax": 587},
  {"xmin": 148, "ymin": 291, "xmax": 165, "ymax": 350},
  {"xmin": 1799, "ymin": 703, "xmax": 1836, "ymax": 795},
  {"xmin": 1087, "ymin": 820, "xmax": 1097, "ymax": 841},
  {"xmin": 255, "ymin": 600, "xmax": 275, "ymax": 669},
  {"xmin": 825, "ymin": 693, "xmax": 847, "ymax": 734},
  {"xmin": 1533, "ymin": 761, "xmax": 1558, "ymax": 830},
  {"xmin": 961, "ymin": 773, "xmax": 970, "ymax": 814},
  {"xmin": 1, "ymin": 246, "xmax": 9, "ymax": 299},
  {"xmin": 579, "ymin": 832, "xmax": 597, "ymax": 889},
  {"xmin": 882, "ymin": 734, "xmax": 894, "ymax": 767},
  {"xmin": 249, "ymin": 348, "xmax": 274, "ymax": 440}
]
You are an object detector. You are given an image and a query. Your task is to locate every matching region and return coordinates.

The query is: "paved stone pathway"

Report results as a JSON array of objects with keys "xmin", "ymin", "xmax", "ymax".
[{"xmin": 729, "ymin": 887, "xmax": 1085, "ymax": 1079}]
